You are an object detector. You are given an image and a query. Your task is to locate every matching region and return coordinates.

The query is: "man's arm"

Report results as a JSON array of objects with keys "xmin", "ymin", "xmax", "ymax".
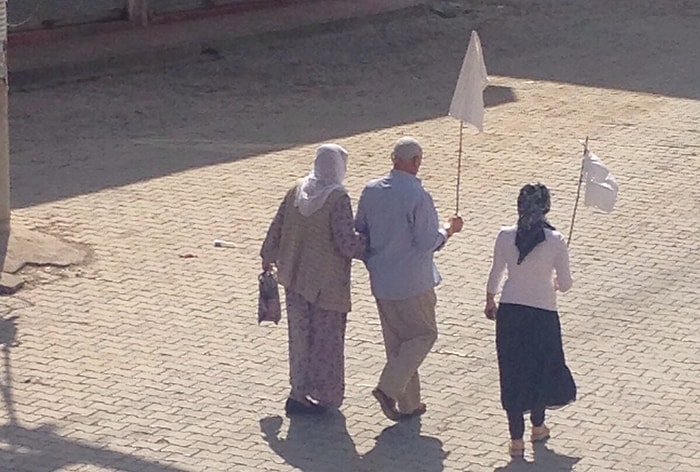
[
  {"xmin": 331, "ymin": 194, "xmax": 367, "ymax": 259},
  {"xmin": 412, "ymin": 192, "xmax": 462, "ymax": 252},
  {"xmin": 354, "ymin": 189, "xmax": 368, "ymax": 235}
]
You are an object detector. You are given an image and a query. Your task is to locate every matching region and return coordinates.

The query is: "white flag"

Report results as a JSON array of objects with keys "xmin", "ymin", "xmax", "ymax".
[
  {"xmin": 449, "ymin": 30, "xmax": 488, "ymax": 131},
  {"xmin": 582, "ymin": 151, "xmax": 618, "ymax": 212}
]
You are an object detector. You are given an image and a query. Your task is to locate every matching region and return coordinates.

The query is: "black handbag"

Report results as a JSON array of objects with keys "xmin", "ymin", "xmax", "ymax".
[{"xmin": 257, "ymin": 270, "xmax": 281, "ymax": 325}]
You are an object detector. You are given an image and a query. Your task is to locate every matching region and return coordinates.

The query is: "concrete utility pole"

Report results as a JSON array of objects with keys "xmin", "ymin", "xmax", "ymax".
[
  {"xmin": 0, "ymin": 1, "xmax": 86, "ymax": 295},
  {"xmin": 0, "ymin": 0, "xmax": 9, "ymax": 233},
  {"xmin": 128, "ymin": 0, "xmax": 149, "ymax": 27}
]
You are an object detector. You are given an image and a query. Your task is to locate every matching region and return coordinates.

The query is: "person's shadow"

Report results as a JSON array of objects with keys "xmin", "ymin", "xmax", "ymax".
[
  {"xmin": 260, "ymin": 410, "xmax": 362, "ymax": 472},
  {"xmin": 0, "ymin": 315, "xmax": 189, "ymax": 472},
  {"xmin": 261, "ymin": 412, "xmax": 446, "ymax": 472},
  {"xmin": 361, "ymin": 416, "xmax": 446, "ymax": 472},
  {"xmin": 495, "ymin": 442, "xmax": 580, "ymax": 472},
  {"xmin": 0, "ymin": 315, "xmax": 19, "ymax": 425}
]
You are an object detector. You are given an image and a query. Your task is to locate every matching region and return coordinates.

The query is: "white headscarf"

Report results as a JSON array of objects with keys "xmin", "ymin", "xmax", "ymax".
[{"xmin": 294, "ymin": 144, "xmax": 348, "ymax": 217}]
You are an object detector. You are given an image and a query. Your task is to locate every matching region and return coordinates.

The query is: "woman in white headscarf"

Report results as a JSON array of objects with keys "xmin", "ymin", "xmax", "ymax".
[{"xmin": 261, "ymin": 144, "xmax": 366, "ymax": 416}]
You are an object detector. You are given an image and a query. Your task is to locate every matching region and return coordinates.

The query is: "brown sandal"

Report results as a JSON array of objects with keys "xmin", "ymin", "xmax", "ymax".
[
  {"xmin": 509, "ymin": 439, "xmax": 525, "ymax": 458},
  {"xmin": 531, "ymin": 424, "xmax": 550, "ymax": 442},
  {"xmin": 372, "ymin": 388, "xmax": 400, "ymax": 421},
  {"xmin": 399, "ymin": 402, "xmax": 427, "ymax": 420}
]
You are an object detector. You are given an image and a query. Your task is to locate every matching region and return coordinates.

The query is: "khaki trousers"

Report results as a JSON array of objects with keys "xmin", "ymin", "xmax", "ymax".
[{"xmin": 376, "ymin": 288, "xmax": 438, "ymax": 413}]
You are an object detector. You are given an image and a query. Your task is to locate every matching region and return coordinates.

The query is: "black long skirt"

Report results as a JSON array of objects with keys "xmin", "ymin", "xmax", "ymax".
[{"xmin": 496, "ymin": 303, "xmax": 576, "ymax": 414}]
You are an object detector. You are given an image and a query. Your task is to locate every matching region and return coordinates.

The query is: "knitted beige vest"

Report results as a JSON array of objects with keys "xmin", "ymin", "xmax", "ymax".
[{"xmin": 276, "ymin": 185, "xmax": 351, "ymax": 313}]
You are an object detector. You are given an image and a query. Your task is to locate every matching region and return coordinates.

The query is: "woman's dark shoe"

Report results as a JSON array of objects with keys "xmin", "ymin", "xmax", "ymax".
[{"xmin": 284, "ymin": 398, "xmax": 325, "ymax": 416}]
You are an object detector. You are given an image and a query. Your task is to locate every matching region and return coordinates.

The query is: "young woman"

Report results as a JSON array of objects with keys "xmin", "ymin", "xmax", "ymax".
[{"xmin": 484, "ymin": 183, "xmax": 577, "ymax": 457}]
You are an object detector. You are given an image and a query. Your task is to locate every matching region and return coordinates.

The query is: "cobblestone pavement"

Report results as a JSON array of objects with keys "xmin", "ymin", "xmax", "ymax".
[{"xmin": 2, "ymin": 1, "xmax": 700, "ymax": 471}]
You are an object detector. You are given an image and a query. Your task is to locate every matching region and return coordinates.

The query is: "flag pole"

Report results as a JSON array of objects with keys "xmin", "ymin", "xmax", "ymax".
[
  {"xmin": 456, "ymin": 121, "xmax": 464, "ymax": 214},
  {"xmin": 567, "ymin": 136, "xmax": 589, "ymax": 247}
]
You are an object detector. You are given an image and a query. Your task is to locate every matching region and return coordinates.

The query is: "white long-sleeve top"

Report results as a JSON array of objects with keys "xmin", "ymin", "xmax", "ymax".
[{"xmin": 486, "ymin": 225, "xmax": 572, "ymax": 311}]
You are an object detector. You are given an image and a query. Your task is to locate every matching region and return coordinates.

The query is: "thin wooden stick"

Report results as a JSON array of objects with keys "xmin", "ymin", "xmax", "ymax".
[
  {"xmin": 456, "ymin": 121, "xmax": 464, "ymax": 214},
  {"xmin": 567, "ymin": 136, "xmax": 589, "ymax": 247}
]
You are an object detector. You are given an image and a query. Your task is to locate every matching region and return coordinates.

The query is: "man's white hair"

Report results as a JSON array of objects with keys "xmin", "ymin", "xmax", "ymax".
[{"xmin": 391, "ymin": 137, "xmax": 423, "ymax": 161}]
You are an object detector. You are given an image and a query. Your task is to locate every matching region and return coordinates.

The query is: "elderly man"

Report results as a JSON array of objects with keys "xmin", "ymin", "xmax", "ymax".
[{"xmin": 355, "ymin": 136, "xmax": 463, "ymax": 420}]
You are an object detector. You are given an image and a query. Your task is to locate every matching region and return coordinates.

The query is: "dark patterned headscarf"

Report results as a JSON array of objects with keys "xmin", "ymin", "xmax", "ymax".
[{"xmin": 515, "ymin": 183, "xmax": 555, "ymax": 264}]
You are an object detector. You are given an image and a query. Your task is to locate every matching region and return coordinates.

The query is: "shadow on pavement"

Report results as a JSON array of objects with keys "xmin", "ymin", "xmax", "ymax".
[
  {"xmin": 8, "ymin": 2, "xmax": 698, "ymax": 209},
  {"xmin": 484, "ymin": 1, "xmax": 700, "ymax": 102},
  {"xmin": 10, "ymin": 10, "xmax": 515, "ymax": 210},
  {"xmin": 494, "ymin": 442, "xmax": 581, "ymax": 472},
  {"xmin": 261, "ymin": 411, "xmax": 362, "ymax": 472},
  {"xmin": 0, "ymin": 315, "xmax": 190, "ymax": 472},
  {"xmin": 0, "ymin": 423, "xmax": 192, "ymax": 472},
  {"xmin": 362, "ymin": 417, "xmax": 446, "ymax": 472},
  {"xmin": 260, "ymin": 413, "xmax": 445, "ymax": 472},
  {"xmin": 0, "ymin": 316, "xmax": 19, "ymax": 426}
]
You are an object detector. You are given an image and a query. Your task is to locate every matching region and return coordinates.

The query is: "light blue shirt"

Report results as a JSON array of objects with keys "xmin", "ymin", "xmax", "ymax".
[{"xmin": 355, "ymin": 170, "xmax": 448, "ymax": 300}]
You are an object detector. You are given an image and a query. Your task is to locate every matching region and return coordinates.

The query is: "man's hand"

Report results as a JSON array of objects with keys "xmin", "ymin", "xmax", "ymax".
[
  {"xmin": 262, "ymin": 260, "xmax": 274, "ymax": 272},
  {"xmin": 445, "ymin": 215, "xmax": 464, "ymax": 236}
]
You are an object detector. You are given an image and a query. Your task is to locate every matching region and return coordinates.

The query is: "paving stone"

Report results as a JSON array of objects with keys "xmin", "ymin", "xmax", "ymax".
[{"xmin": 1, "ymin": 1, "xmax": 699, "ymax": 471}]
